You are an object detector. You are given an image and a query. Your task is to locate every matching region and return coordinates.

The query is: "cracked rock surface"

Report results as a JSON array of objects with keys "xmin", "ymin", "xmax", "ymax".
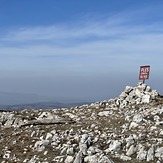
[{"xmin": 0, "ymin": 82, "xmax": 163, "ymax": 163}]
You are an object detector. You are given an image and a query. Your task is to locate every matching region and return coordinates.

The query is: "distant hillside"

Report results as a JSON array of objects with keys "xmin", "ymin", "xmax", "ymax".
[
  {"xmin": 0, "ymin": 92, "xmax": 51, "ymax": 105},
  {"xmin": 0, "ymin": 91, "xmax": 89, "ymax": 107},
  {"xmin": 0, "ymin": 101, "xmax": 91, "ymax": 111}
]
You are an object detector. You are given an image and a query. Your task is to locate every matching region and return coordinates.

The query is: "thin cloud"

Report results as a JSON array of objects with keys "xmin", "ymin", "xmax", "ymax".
[
  {"xmin": 0, "ymin": 6, "xmax": 163, "ymax": 62},
  {"xmin": 2, "ymin": 23, "xmax": 162, "ymax": 43},
  {"xmin": 1, "ymin": 5, "xmax": 163, "ymax": 45}
]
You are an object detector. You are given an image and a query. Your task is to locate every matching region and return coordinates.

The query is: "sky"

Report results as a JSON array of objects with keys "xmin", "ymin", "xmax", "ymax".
[{"xmin": 0, "ymin": 0, "xmax": 163, "ymax": 103}]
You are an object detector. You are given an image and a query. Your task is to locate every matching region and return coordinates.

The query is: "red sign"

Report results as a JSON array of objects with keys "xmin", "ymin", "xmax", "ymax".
[{"xmin": 139, "ymin": 65, "xmax": 150, "ymax": 80}]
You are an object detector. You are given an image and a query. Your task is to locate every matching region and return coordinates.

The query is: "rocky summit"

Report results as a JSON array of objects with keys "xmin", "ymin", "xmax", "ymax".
[{"xmin": 0, "ymin": 82, "xmax": 163, "ymax": 163}]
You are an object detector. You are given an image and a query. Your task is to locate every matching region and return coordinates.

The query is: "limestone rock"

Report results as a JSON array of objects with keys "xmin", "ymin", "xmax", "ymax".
[
  {"xmin": 126, "ymin": 145, "xmax": 137, "ymax": 156},
  {"xmin": 73, "ymin": 151, "xmax": 83, "ymax": 163},
  {"xmin": 137, "ymin": 146, "xmax": 147, "ymax": 161},
  {"xmin": 147, "ymin": 145, "xmax": 155, "ymax": 161},
  {"xmin": 142, "ymin": 94, "xmax": 151, "ymax": 103},
  {"xmin": 65, "ymin": 156, "xmax": 74, "ymax": 163},
  {"xmin": 155, "ymin": 147, "xmax": 163, "ymax": 160},
  {"xmin": 98, "ymin": 111, "xmax": 112, "ymax": 116},
  {"xmin": 133, "ymin": 113, "xmax": 144, "ymax": 123},
  {"xmin": 120, "ymin": 154, "xmax": 131, "ymax": 161},
  {"xmin": 108, "ymin": 140, "xmax": 121, "ymax": 152},
  {"xmin": 125, "ymin": 135, "xmax": 135, "ymax": 147}
]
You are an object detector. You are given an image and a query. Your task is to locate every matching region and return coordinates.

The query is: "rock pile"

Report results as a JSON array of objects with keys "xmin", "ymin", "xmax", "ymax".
[
  {"xmin": 116, "ymin": 82, "xmax": 159, "ymax": 107},
  {"xmin": 0, "ymin": 82, "xmax": 163, "ymax": 163}
]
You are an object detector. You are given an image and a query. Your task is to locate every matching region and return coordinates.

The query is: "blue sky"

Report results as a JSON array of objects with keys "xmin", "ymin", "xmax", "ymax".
[{"xmin": 0, "ymin": 0, "xmax": 163, "ymax": 103}]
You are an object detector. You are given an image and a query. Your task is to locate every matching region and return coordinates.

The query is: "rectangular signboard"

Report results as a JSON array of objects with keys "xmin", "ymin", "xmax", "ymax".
[{"xmin": 139, "ymin": 65, "xmax": 150, "ymax": 80}]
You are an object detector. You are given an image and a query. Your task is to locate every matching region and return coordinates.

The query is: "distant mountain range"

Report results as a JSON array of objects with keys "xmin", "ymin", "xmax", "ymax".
[
  {"xmin": 0, "ymin": 92, "xmax": 50, "ymax": 105},
  {"xmin": 0, "ymin": 102, "xmax": 90, "ymax": 111},
  {"xmin": 0, "ymin": 91, "xmax": 91, "ymax": 110}
]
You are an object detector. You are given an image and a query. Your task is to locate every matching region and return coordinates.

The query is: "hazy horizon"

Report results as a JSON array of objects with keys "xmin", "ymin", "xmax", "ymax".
[{"xmin": 0, "ymin": 79, "xmax": 162, "ymax": 106}]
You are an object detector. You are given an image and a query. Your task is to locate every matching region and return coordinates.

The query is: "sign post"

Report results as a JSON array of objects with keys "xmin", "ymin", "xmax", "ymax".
[{"xmin": 139, "ymin": 65, "xmax": 150, "ymax": 83}]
